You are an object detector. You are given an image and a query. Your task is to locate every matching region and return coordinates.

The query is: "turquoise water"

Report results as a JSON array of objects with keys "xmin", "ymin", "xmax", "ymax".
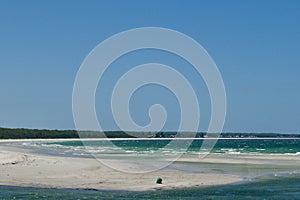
[
  {"xmin": 1, "ymin": 174, "xmax": 300, "ymax": 199},
  {"xmin": 17, "ymin": 138, "xmax": 300, "ymax": 157}
]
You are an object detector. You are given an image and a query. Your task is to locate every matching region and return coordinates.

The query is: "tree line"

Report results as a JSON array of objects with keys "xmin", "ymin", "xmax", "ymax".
[{"xmin": 0, "ymin": 127, "xmax": 299, "ymax": 139}]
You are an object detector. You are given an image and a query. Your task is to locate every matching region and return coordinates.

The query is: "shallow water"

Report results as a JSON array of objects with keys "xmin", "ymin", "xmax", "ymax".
[{"xmin": 8, "ymin": 138, "xmax": 300, "ymax": 176}]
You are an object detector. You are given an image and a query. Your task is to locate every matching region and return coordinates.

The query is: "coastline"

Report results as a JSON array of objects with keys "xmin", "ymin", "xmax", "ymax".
[
  {"xmin": 1, "ymin": 139, "xmax": 300, "ymax": 192},
  {"xmin": 0, "ymin": 143, "xmax": 242, "ymax": 191}
]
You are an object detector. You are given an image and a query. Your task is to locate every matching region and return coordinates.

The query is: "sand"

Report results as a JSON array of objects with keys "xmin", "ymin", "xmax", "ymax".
[{"xmin": 0, "ymin": 144, "xmax": 243, "ymax": 191}]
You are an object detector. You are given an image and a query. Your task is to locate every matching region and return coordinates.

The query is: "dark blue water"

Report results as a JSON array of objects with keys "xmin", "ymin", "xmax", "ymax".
[{"xmin": 1, "ymin": 174, "xmax": 300, "ymax": 199}]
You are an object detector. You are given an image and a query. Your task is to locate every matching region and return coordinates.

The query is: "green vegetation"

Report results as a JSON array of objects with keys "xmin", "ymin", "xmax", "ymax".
[
  {"xmin": 0, "ymin": 127, "xmax": 299, "ymax": 139},
  {"xmin": 0, "ymin": 128, "xmax": 134, "ymax": 139}
]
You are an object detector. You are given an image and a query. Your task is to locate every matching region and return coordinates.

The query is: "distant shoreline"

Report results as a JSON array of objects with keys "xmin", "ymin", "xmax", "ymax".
[
  {"xmin": 0, "ymin": 127, "xmax": 299, "ymax": 139},
  {"xmin": 1, "ymin": 137, "xmax": 300, "ymax": 143}
]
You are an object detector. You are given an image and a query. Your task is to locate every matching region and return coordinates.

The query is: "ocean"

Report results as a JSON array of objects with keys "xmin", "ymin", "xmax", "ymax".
[
  {"xmin": 18, "ymin": 138, "xmax": 300, "ymax": 156},
  {"xmin": 1, "ymin": 174, "xmax": 300, "ymax": 199},
  {"xmin": 1, "ymin": 138, "xmax": 300, "ymax": 199}
]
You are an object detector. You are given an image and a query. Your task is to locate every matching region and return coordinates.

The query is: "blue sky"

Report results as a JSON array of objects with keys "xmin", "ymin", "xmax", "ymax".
[{"xmin": 0, "ymin": 0, "xmax": 299, "ymax": 133}]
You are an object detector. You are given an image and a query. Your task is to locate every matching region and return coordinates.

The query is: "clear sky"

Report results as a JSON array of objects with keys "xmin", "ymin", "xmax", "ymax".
[{"xmin": 0, "ymin": 0, "xmax": 299, "ymax": 133}]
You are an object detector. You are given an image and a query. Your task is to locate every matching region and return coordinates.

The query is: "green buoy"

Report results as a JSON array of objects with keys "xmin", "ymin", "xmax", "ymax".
[{"xmin": 156, "ymin": 177, "xmax": 162, "ymax": 184}]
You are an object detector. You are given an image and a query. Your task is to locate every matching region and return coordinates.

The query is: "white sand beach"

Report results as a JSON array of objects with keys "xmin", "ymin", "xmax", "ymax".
[
  {"xmin": 1, "ymin": 140, "xmax": 300, "ymax": 191},
  {"xmin": 0, "ymin": 143, "xmax": 243, "ymax": 191}
]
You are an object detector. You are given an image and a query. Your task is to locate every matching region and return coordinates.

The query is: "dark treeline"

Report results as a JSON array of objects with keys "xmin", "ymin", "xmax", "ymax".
[
  {"xmin": 0, "ymin": 127, "xmax": 299, "ymax": 139},
  {"xmin": 0, "ymin": 128, "xmax": 134, "ymax": 139}
]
